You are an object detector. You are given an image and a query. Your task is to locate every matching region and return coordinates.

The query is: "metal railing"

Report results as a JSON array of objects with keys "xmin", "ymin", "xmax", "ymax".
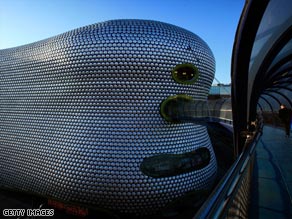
[{"xmin": 194, "ymin": 115, "xmax": 263, "ymax": 219}]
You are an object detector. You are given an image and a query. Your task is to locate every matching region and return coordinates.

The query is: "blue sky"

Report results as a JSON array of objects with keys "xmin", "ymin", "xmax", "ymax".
[{"xmin": 0, "ymin": 0, "xmax": 244, "ymax": 84}]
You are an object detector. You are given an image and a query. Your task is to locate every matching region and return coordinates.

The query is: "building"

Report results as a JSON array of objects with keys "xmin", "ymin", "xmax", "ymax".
[{"xmin": 0, "ymin": 19, "xmax": 216, "ymax": 215}]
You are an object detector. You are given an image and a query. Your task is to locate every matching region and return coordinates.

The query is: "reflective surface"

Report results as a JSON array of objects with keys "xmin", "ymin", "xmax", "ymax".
[
  {"xmin": 251, "ymin": 0, "xmax": 292, "ymax": 118},
  {"xmin": 140, "ymin": 147, "xmax": 211, "ymax": 178},
  {"xmin": 232, "ymin": 0, "xmax": 292, "ymax": 154},
  {"xmin": 0, "ymin": 20, "xmax": 216, "ymax": 215}
]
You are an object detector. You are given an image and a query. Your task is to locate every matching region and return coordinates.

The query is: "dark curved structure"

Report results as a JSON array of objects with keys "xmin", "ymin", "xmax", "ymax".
[
  {"xmin": 232, "ymin": 0, "xmax": 292, "ymax": 155},
  {"xmin": 195, "ymin": 0, "xmax": 292, "ymax": 218},
  {"xmin": 0, "ymin": 20, "xmax": 217, "ymax": 215}
]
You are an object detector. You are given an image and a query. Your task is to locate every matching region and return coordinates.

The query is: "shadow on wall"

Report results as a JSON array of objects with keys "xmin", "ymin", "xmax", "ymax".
[{"xmin": 206, "ymin": 122, "xmax": 234, "ymax": 177}]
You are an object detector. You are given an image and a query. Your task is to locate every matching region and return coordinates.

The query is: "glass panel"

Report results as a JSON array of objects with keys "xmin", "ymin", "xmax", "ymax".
[
  {"xmin": 248, "ymin": 0, "xmax": 292, "ymax": 103},
  {"xmin": 172, "ymin": 63, "xmax": 199, "ymax": 84},
  {"xmin": 140, "ymin": 147, "xmax": 210, "ymax": 178},
  {"xmin": 268, "ymin": 39, "xmax": 292, "ymax": 72}
]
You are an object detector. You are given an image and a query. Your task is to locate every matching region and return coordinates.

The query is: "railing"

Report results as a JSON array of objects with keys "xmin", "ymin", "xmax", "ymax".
[{"xmin": 194, "ymin": 115, "xmax": 263, "ymax": 219}]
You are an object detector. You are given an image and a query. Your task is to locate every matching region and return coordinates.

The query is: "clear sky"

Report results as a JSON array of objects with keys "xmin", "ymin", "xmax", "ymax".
[{"xmin": 0, "ymin": 0, "xmax": 244, "ymax": 84}]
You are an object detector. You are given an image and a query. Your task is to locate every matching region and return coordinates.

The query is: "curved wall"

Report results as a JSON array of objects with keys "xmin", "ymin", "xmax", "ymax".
[{"xmin": 0, "ymin": 19, "xmax": 216, "ymax": 215}]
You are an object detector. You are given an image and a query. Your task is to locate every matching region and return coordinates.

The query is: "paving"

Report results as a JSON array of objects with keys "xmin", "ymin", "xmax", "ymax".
[{"xmin": 249, "ymin": 125, "xmax": 292, "ymax": 219}]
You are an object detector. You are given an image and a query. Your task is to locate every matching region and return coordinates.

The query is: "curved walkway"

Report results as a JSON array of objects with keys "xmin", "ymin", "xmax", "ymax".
[{"xmin": 250, "ymin": 125, "xmax": 292, "ymax": 219}]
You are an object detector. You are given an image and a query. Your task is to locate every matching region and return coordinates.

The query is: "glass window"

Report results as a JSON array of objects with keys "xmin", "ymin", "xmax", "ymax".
[
  {"xmin": 172, "ymin": 63, "xmax": 199, "ymax": 84},
  {"xmin": 140, "ymin": 147, "xmax": 210, "ymax": 178}
]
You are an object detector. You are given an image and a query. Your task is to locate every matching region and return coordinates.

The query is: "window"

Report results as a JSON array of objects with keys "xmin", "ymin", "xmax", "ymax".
[
  {"xmin": 160, "ymin": 94, "xmax": 193, "ymax": 122},
  {"xmin": 140, "ymin": 147, "xmax": 210, "ymax": 178},
  {"xmin": 172, "ymin": 63, "xmax": 199, "ymax": 84}
]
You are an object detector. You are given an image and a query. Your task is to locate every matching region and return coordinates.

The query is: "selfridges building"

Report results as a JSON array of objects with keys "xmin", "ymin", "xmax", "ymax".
[{"xmin": 0, "ymin": 19, "xmax": 216, "ymax": 215}]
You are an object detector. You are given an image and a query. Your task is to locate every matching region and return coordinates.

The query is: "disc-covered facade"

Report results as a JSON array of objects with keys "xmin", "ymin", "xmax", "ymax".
[{"xmin": 0, "ymin": 19, "xmax": 216, "ymax": 215}]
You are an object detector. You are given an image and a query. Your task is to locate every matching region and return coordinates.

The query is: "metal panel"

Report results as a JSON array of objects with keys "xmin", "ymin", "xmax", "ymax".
[{"xmin": 0, "ymin": 19, "xmax": 216, "ymax": 215}]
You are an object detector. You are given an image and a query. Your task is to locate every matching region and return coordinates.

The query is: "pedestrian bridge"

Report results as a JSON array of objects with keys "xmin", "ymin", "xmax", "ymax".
[
  {"xmin": 250, "ymin": 126, "xmax": 292, "ymax": 218},
  {"xmin": 195, "ymin": 0, "xmax": 292, "ymax": 218}
]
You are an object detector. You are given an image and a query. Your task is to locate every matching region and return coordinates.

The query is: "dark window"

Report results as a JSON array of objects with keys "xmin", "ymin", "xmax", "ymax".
[
  {"xmin": 140, "ymin": 147, "xmax": 210, "ymax": 178},
  {"xmin": 172, "ymin": 63, "xmax": 199, "ymax": 84},
  {"xmin": 159, "ymin": 94, "xmax": 193, "ymax": 122}
]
